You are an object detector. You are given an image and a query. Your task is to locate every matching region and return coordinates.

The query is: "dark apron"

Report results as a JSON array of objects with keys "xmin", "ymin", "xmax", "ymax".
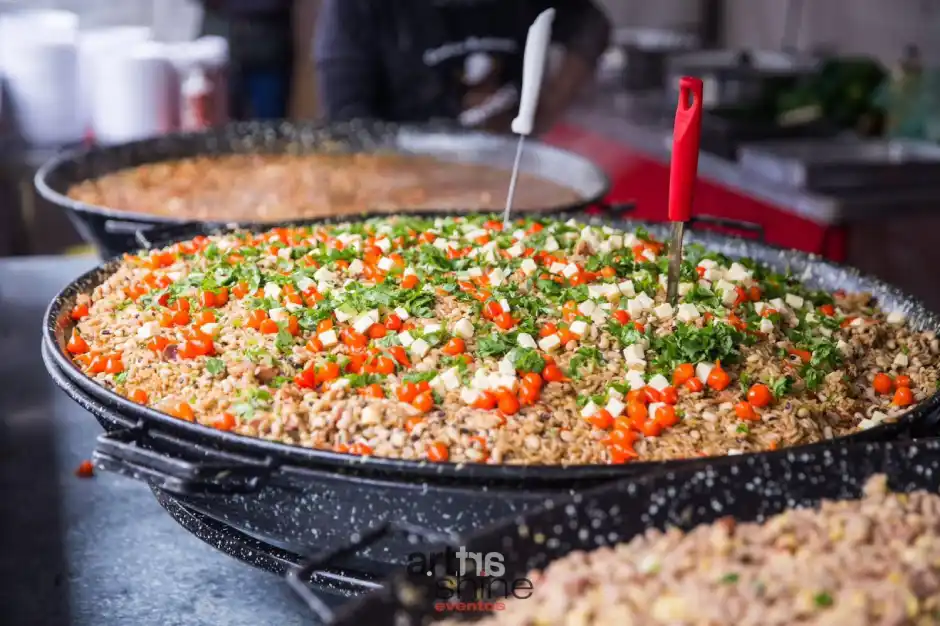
[
  {"xmin": 384, "ymin": 0, "xmax": 530, "ymax": 124},
  {"xmin": 201, "ymin": 8, "xmax": 294, "ymax": 120}
]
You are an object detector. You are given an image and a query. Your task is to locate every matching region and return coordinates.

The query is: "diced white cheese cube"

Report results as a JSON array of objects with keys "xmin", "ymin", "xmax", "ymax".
[
  {"xmin": 429, "ymin": 376, "xmax": 447, "ymax": 395},
  {"xmin": 887, "ymin": 311, "xmax": 906, "ymax": 325},
  {"xmin": 517, "ymin": 333, "xmax": 537, "ymax": 349},
  {"xmin": 538, "ymin": 334, "xmax": 562, "ymax": 351},
  {"xmin": 607, "ymin": 387, "xmax": 623, "ymax": 400},
  {"xmin": 608, "ymin": 234, "xmax": 623, "ymax": 249},
  {"xmin": 263, "ymin": 283, "xmax": 282, "ymax": 300},
  {"xmin": 314, "ymin": 267, "xmax": 337, "ymax": 284},
  {"xmin": 695, "ymin": 362, "xmax": 715, "ymax": 383},
  {"xmin": 569, "ymin": 320, "xmax": 589, "ymax": 336},
  {"xmin": 403, "ymin": 267, "xmax": 417, "ymax": 278},
  {"xmin": 605, "ymin": 397, "xmax": 625, "ymax": 417},
  {"xmin": 653, "ymin": 303, "xmax": 674, "ymax": 320},
  {"xmin": 394, "ymin": 307, "xmax": 410, "ymax": 320},
  {"xmin": 678, "ymin": 282, "xmax": 693, "ymax": 296},
  {"xmin": 441, "ymin": 368, "xmax": 462, "ymax": 391},
  {"xmin": 468, "ymin": 267, "xmax": 484, "ymax": 278},
  {"xmin": 622, "ymin": 232, "xmax": 638, "ymax": 247},
  {"xmin": 837, "ymin": 339, "xmax": 852, "ymax": 356},
  {"xmin": 704, "ymin": 268, "xmax": 723, "ymax": 282},
  {"xmin": 334, "ymin": 308, "xmax": 352, "ymax": 323},
  {"xmin": 295, "ymin": 276, "xmax": 315, "ymax": 293},
  {"xmin": 769, "ymin": 298, "xmax": 787, "ymax": 311},
  {"xmin": 697, "ymin": 259, "xmax": 718, "ymax": 270},
  {"xmin": 423, "ymin": 323, "xmax": 442, "ymax": 335},
  {"xmin": 641, "ymin": 249, "xmax": 657, "ymax": 261},
  {"xmin": 591, "ymin": 309, "xmax": 608, "ymax": 325},
  {"xmin": 753, "ymin": 301, "xmax": 767, "ymax": 315},
  {"xmin": 676, "ymin": 303, "xmax": 700, "ymax": 322},
  {"xmin": 520, "ymin": 258, "xmax": 538, "ymax": 275},
  {"xmin": 784, "ymin": 293, "xmax": 804, "ymax": 309},
  {"xmin": 623, "ymin": 344, "xmax": 646, "ymax": 366},
  {"xmin": 374, "ymin": 237, "xmax": 391, "ymax": 253},
  {"xmin": 453, "ymin": 318, "xmax": 475, "ymax": 339},
  {"xmin": 433, "ymin": 238, "xmax": 450, "ymax": 251},
  {"xmin": 498, "ymin": 299, "xmax": 511, "ymax": 313},
  {"xmin": 647, "ymin": 374, "xmax": 670, "ymax": 392},
  {"xmin": 493, "ymin": 375, "xmax": 517, "ymax": 391},
  {"xmin": 352, "ymin": 315, "xmax": 374, "ymax": 335},
  {"xmin": 635, "ymin": 292, "xmax": 655, "ymax": 309},
  {"xmin": 347, "ymin": 259, "xmax": 364, "ymax": 275},
  {"xmin": 759, "ymin": 318, "xmax": 774, "ymax": 334},
  {"xmin": 543, "ymin": 236, "xmax": 560, "ymax": 252},
  {"xmin": 578, "ymin": 300, "xmax": 596, "ymax": 316},
  {"xmin": 410, "ymin": 338, "xmax": 430, "ymax": 358},
  {"xmin": 725, "ymin": 262, "xmax": 752, "ymax": 282},
  {"xmin": 587, "ymin": 285, "xmax": 604, "ymax": 299},
  {"xmin": 201, "ymin": 323, "xmax": 219, "ymax": 335},
  {"xmin": 580, "ymin": 402, "xmax": 599, "ymax": 418},
  {"xmin": 549, "ymin": 262, "xmax": 567, "ymax": 274},
  {"xmin": 488, "ymin": 268, "xmax": 505, "ymax": 287},
  {"xmin": 377, "ymin": 257, "xmax": 395, "ymax": 272},
  {"xmin": 625, "ymin": 370, "xmax": 646, "ymax": 390},
  {"xmin": 471, "ymin": 369, "xmax": 492, "ymax": 390},
  {"xmin": 269, "ymin": 307, "xmax": 288, "ymax": 322},
  {"xmin": 136, "ymin": 321, "xmax": 159, "ymax": 340},
  {"xmin": 715, "ymin": 279, "xmax": 737, "ymax": 305},
  {"xmin": 285, "ymin": 302, "xmax": 302, "ymax": 312},
  {"xmin": 398, "ymin": 331, "xmax": 415, "ymax": 348},
  {"xmin": 512, "ymin": 229, "xmax": 526, "ymax": 240},
  {"xmin": 507, "ymin": 244, "xmax": 524, "ymax": 258},
  {"xmin": 461, "ymin": 388, "xmax": 481, "ymax": 405},
  {"xmin": 894, "ymin": 353, "xmax": 909, "ymax": 368},
  {"xmin": 618, "ymin": 281, "xmax": 636, "ymax": 297},
  {"xmin": 851, "ymin": 317, "xmax": 865, "ymax": 327},
  {"xmin": 562, "ymin": 263, "xmax": 579, "ymax": 279},
  {"xmin": 498, "ymin": 359, "xmax": 516, "ymax": 377},
  {"xmin": 319, "ymin": 329, "xmax": 338, "ymax": 347},
  {"xmin": 277, "ymin": 247, "xmax": 292, "ymax": 260}
]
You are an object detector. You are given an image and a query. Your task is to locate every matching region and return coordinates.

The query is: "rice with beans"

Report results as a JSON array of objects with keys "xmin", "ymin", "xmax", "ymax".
[
  {"xmin": 440, "ymin": 474, "xmax": 940, "ymax": 625},
  {"xmin": 63, "ymin": 215, "xmax": 940, "ymax": 465}
]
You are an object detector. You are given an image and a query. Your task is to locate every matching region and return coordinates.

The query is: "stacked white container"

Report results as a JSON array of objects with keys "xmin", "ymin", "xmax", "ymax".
[
  {"xmin": 77, "ymin": 26, "xmax": 153, "ymax": 136},
  {"xmin": 171, "ymin": 36, "xmax": 230, "ymax": 131},
  {"xmin": 91, "ymin": 41, "xmax": 179, "ymax": 145},
  {"xmin": 0, "ymin": 10, "xmax": 83, "ymax": 146}
]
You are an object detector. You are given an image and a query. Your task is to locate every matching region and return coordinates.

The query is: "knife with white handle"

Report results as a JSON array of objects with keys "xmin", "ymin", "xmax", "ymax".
[{"xmin": 502, "ymin": 8, "xmax": 555, "ymax": 229}]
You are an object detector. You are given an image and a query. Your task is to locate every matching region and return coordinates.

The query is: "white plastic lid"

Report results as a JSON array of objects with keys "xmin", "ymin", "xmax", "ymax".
[{"xmin": 193, "ymin": 36, "xmax": 229, "ymax": 66}]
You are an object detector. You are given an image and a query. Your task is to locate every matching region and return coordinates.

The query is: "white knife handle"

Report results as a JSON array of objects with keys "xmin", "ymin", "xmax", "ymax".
[{"xmin": 510, "ymin": 8, "xmax": 555, "ymax": 136}]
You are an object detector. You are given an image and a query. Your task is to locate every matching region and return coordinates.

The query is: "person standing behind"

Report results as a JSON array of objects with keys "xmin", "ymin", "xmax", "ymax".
[
  {"xmin": 197, "ymin": 0, "xmax": 295, "ymax": 120},
  {"xmin": 313, "ymin": 0, "xmax": 611, "ymax": 135}
]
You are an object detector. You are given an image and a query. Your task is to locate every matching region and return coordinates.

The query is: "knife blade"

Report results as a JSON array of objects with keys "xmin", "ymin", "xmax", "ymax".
[
  {"xmin": 502, "ymin": 8, "xmax": 555, "ymax": 229},
  {"xmin": 666, "ymin": 221, "xmax": 685, "ymax": 304},
  {"xmin": 665, "ymin": 76, "xmax": 704, "ymax": 306}
]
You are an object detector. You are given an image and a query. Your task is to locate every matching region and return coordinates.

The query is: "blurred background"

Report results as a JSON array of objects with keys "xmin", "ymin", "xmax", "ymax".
[{"xmin": 3, "ymin": 0, "xmax": 940, "ymax": 307}]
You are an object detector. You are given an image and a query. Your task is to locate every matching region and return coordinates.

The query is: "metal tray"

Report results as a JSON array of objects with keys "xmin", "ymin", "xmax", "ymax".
[{"xmin": 738, "ymin": 138, "xmax": 940, "ymax": 191}]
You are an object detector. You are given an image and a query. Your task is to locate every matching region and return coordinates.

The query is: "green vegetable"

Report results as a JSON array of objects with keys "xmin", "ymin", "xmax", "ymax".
[
  {"xmin": 568, "ymin": 347, "xmax": 603, "ymax": 379},
  {"xmin": 507, "ymin": 348, "xmax": 546, "ymax": 373},
  {"xmin": 813, "ymin": 591, "xmax": 834, "ymax": 608},
  {"xmin": 720, "ymin": 573, "xmax": 740, "ymax": 584},
  {"xmin": 477, "ymin": 333, "xmax": 515, "ymax": 359},
  {"xmin": 114, "ymin": 371, "xmax": 128, "ymax": 384},
  {"xmin": 205, "ymin": 358, "xmax": 226, "ymax": 375}
]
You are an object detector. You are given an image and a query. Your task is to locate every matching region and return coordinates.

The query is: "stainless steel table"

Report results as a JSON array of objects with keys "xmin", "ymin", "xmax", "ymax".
[{"xmin": 0, "ymin": 256, "xmax": 338, "ymax": 626}]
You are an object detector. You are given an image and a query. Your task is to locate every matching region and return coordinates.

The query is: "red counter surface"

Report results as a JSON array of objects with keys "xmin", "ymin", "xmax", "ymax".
[{"xmin": 544, "ymin": 122, "xmax": 847, "ymax": 262}]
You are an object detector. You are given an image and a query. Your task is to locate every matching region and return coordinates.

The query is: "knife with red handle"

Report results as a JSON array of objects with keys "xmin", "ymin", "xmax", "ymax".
[{"xmin": 665, "ymin": 76, "xmax": 704, "ymax": 306}]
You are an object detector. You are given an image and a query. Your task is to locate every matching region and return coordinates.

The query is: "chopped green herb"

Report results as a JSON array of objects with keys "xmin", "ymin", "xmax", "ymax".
[
  {"xmin": 813, "ymin": 592, "xmax": 833, "ymax": 608},
  {"xmin": 720, "ymin": 573, "xmax": 739, "ymax": 584},
  {"xmin": 205, "ymin": 358, "xmax": 226, "ymax": 375}
]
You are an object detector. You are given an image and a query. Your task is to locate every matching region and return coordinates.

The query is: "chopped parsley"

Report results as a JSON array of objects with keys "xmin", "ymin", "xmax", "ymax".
[{"xmin": 205, "ymin": 358, "xmax": 226, "ymax": 375}]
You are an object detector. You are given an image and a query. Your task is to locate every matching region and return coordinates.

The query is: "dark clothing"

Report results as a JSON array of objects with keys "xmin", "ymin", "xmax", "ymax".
[
  {"xmin": 314, "ymin": 0, "xmax": 611, "ymax": 124},
  {"xmin": 200, "ymin": 5, "xmax": 294, "ymax": 120}
]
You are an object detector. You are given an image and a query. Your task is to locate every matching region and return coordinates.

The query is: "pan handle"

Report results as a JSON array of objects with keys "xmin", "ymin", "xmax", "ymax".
[
  {"xmin": 689, "ymin": 215, "xmax": 765, "ymax": 242},
  {"xmin": 93, "ymin": 423, "xmax": 276, "ymax": 496},
  {"xmin": 287, "ymin": 521, "xmax": 459, "ymax": 624}
]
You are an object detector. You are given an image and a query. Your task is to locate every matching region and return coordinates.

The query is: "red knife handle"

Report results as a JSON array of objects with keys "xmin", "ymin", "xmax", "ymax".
[{"xmin": 668, "ymin": 76, "xmax": 704, "ymax": 223}]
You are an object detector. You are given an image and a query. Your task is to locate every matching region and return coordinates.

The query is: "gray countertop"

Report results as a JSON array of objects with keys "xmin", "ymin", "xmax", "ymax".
[
  {"xmin": 563, "ymin": 88, "xmax": 940, "ymax": 226},
  {"xmin": 0, "ymin": 257, "xmax": 336, "ymax": 626}
]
